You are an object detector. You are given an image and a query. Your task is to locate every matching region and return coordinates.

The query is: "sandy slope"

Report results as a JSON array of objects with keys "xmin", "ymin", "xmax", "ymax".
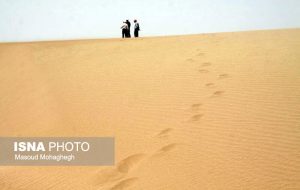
[{"xmin": 0, "ymin": 29, "xmax": 300, "ymax": 190}]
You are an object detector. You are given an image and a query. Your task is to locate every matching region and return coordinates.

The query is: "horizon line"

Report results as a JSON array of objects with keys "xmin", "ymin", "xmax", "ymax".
[{"xmin": 1, "ymin": 27, "xmax": 299, "ymax": 44}]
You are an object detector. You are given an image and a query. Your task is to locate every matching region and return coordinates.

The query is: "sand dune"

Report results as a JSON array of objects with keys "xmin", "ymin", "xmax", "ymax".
[{"xmin": 0, "ymin": 29, "xmax": 300, "ymax": 189}]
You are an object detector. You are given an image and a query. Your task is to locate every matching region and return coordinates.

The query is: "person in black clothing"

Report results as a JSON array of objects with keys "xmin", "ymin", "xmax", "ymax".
[
  {"xmin": 125, "ymin": 20, "xmax": 131, "ymax": 38},
  {"xmin": 134, "ymin": 20, "xmax": 140, "ymax": 38},
  {"xmin": 121, "ymin": 22, "xmax": 128, "ymax": 38}
]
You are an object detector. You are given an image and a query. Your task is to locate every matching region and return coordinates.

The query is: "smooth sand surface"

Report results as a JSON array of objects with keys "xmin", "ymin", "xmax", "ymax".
[{"xmin": 0, "ymin": 29, "xmax": 300, "ymax": 189}]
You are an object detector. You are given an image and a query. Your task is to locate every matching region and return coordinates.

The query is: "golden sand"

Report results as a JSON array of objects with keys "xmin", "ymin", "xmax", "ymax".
[{"xmin": 0, "ymin": 29, "xmax": 300, "ymax": 189}]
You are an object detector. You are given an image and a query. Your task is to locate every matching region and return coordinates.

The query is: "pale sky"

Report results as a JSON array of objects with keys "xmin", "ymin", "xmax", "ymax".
[{"xmin": 0, "ymin": 0, "xmax": 299, "ymax": 42}]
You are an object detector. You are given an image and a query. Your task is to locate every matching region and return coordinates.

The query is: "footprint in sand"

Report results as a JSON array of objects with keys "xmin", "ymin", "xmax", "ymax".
[
  {"xmin": 94, "ymin": 168, "xmax": 124, "ymax": 185},
  {"xmin": 155, "ymin": 143, "xmax": 178, "ymax": 156},
  {"xmin": 198, "ymin": 69, "xmax": 209, "ymax": 73},
  {"xmin": 219, "ymin": 73, "xmax": 229, "ymax": 79},
  {"xmin": 205, "ymin": 83, "xmax": 215, "ymax": 88},
  {"xmin": 212, "ymin": 91, "xmax": 225, "ymax": 97},
  {"xmin": 186, "ymin": 58, "xmax": 195, "ymax": 62},
  {"xmin": 190, "ymin": 114, "xmax": 203, "ymax": 121},
  {"xmin": 110, "ymin": 177, "xmax": 139, "ymax": 190},
  {"xmin": 95, "ymin": 153, "xmax": 145, "ymax": 185},
  {"xmin": 190, "ymin": 103, "xmax": 202, "ymax": 112},
  {"xmin": 201, "ymin": 62, "xmax": 211, "ymax": 67},
  {"xmin": 156, "ymin": 128, "xmax": 173, "ymax": 138},
  {"xmin": 197, "ymin": 52, "xmax": 205, "ymax": 56},
  {"xmin": 117, "ymin": 153, "xmax": 146, "ymax": 173}
]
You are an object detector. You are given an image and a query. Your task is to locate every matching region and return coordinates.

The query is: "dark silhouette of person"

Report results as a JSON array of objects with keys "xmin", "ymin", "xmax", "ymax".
[
  {"xmin": 121, "ymin": 22, "xmax": 128, "ymax": 38},
  {"xmin": 125, "ymin": 20, "xmax": 131, "ymax": 38},
  {"xmin": 134, "ymin": 20, "xmax": 140, "ymax": 38}
]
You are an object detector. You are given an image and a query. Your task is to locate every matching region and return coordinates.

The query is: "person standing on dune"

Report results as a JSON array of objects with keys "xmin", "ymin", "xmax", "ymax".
[
  {"xmin": 134, "ymin": 19, "xmax": 140, "ymax": 38},
  {"xmin": 125, "ymin": 20, "xmax": 131, "ymax": 38},
  {"xmin": 121, "ymin": 22, "xmax": 128, "ymax": 38}
]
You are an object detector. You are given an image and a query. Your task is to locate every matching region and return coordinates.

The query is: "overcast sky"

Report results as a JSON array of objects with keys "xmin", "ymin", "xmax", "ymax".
[{"xmin": 0, "ymin": 0, "xmax": 299, "ymax": 42}]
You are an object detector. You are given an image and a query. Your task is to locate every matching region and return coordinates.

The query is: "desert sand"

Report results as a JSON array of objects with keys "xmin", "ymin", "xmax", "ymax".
[{"xmin": 0, "ymin": 29, "xmax": 300, "ymax": 190}]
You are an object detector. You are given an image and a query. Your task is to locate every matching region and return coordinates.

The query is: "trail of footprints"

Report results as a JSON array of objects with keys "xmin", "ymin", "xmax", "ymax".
[
  {"xmin": 186, "ymin": 51, "xmax": 230, "ymax": 122},
  {"xmin": 96, "ymin": 51, "xmax": 230, "ymax": 190}
]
